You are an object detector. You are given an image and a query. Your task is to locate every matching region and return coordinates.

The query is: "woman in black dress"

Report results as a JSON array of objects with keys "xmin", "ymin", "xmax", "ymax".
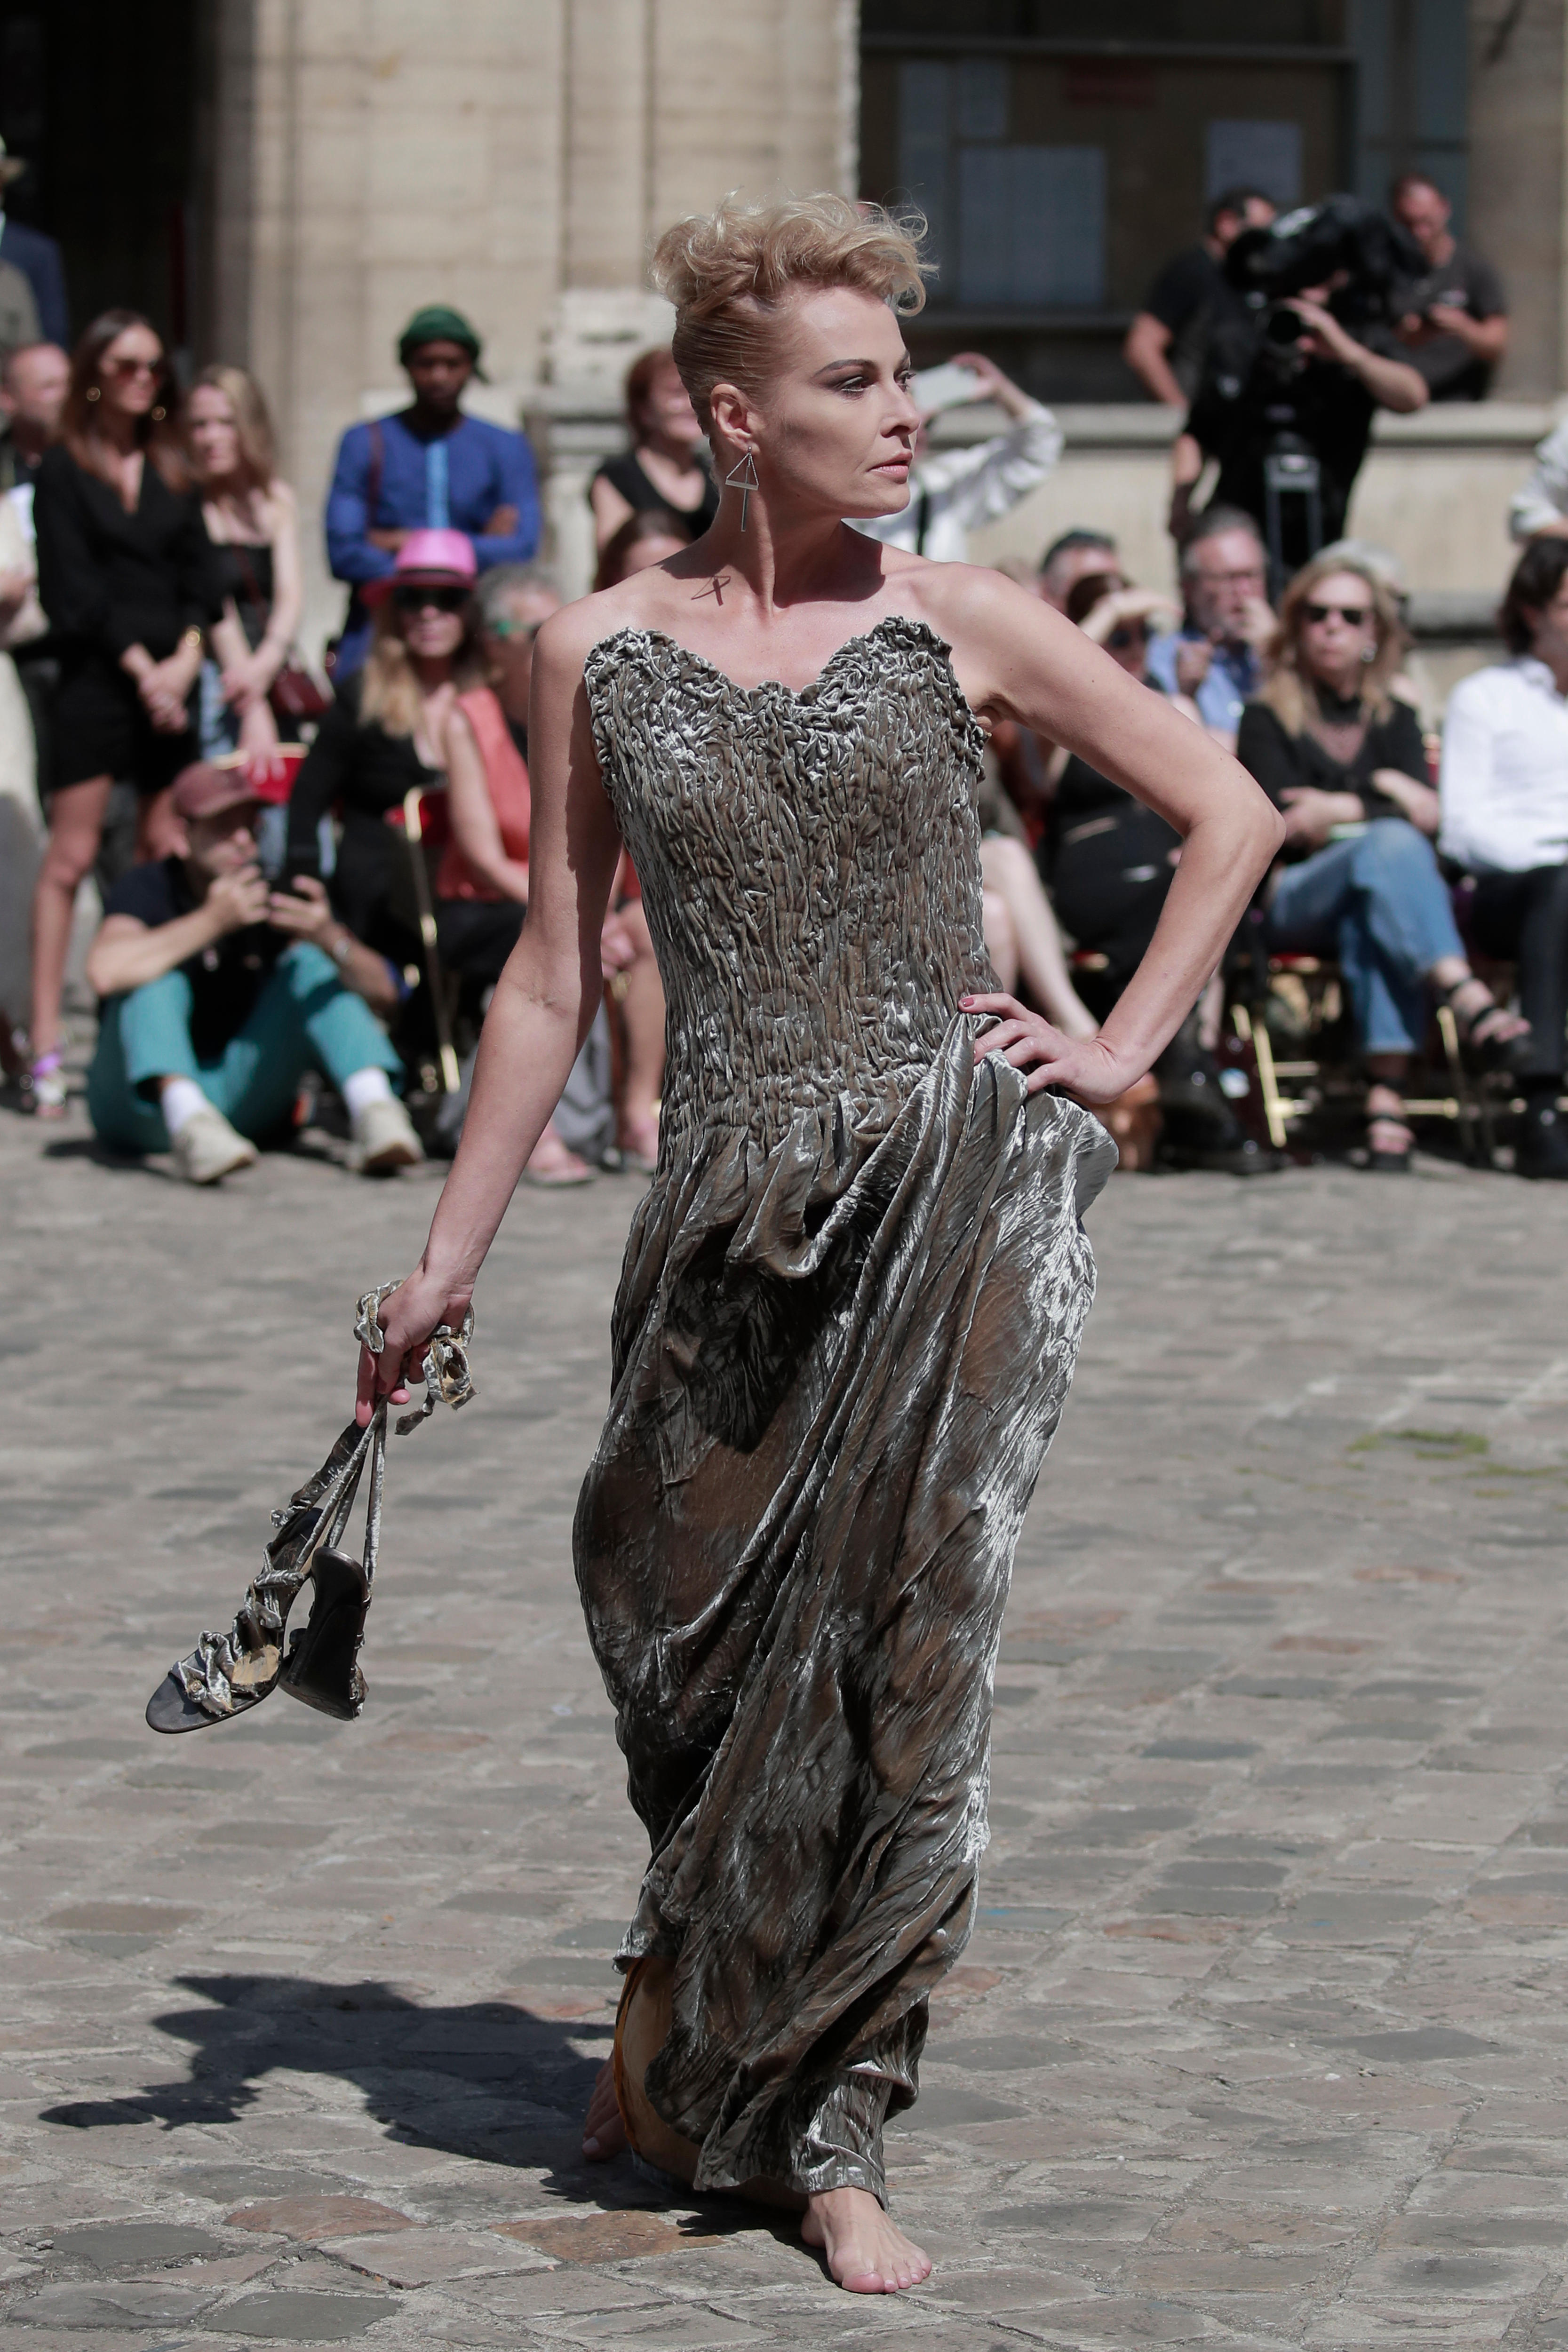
[
  {"xmin": 589, "ymin": 347, "xmax": 719, "ymax": 552},
  {"xmin": 29, "ymin": 309, "xmax": 222, "ymax": 1114},
  {"xmin": 184, "ymin": 364, "xmax": 305, "ymax": 758}
]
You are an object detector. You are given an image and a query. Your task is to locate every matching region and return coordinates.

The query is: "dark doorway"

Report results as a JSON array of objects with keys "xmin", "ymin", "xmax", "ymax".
[{"xmin": 0, "ymin": 0, "xmax": 203, "ymax": 356}]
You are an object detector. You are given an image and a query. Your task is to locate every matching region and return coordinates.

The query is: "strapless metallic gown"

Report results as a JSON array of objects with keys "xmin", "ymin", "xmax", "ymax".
[{"xmin": 575, "ymin": 615, "xmax": 1114, "ymax": 2202}]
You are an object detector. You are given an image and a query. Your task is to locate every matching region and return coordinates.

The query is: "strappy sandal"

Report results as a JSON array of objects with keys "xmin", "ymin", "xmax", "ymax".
[
  {"xmin": 1363, "ymin": 1106, "xmax": 1415, "ymax": 1173},
  {"xmin": 145, "ymin": 1286, "xmax": 475, "ymax": 1732},
  {"xmin": 1441, "ymin": 977, "xmax": 1530, "ymax": 1071},
  {"xmin": 28, "ymin": 1050, "xmax": 67, "ymax": 1118}
]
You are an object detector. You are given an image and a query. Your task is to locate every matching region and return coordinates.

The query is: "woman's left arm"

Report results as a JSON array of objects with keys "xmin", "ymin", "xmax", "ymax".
[
  {"xmin": 259, "ymin": 480, "xmax": 305, "ymax": 678},
  {"xmin": 932, "ymin": 570, "xmax": 1284, "ymax": 1103}
]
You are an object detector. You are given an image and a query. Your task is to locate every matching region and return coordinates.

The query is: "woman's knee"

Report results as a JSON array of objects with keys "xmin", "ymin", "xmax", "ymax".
[{"xmin": 1352, "ymin": 818, "xmax": 1440, "ymax": 889}]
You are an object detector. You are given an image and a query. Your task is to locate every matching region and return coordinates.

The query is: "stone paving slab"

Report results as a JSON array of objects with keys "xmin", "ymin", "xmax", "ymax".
[{"xmin": 4, "ymin": 1104, "xmax": 1568, "ymax": 2346}]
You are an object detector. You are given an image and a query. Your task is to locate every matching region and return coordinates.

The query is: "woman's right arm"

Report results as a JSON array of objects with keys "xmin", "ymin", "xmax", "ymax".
[
  {"xmin": 589, "ymin": 469, "xmax": 635, "ymax": 550},
  {"xmin": 356, "ymin": 615, "xmax": 622, "ymax": 1422}
]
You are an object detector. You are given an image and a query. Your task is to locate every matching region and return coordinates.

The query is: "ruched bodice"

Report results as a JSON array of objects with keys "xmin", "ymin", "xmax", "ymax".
[{"xmin": 584, "ymin": 615, "xmax": 994, "ymax": 1150}]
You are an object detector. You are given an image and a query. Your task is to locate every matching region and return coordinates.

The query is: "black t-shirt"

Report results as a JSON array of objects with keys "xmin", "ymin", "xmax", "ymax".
[
  {"xmin": 1401, "ymin": 243, "xmax": 1506, "ymax": 400},
  {"xmin": 102, "ymin": 855, "xmax": 283, "ymax": 1061},
  {"xmin": 1235, "ymin": 694, "xmax": 1430, "ymax": 858},
  {"xmin": 1142, "ymin": 243, "xmax": 1227, "ymax": 397},
  {"xmin": 591, "ymin": 450, "xmax": 720, "ymax": 536}
]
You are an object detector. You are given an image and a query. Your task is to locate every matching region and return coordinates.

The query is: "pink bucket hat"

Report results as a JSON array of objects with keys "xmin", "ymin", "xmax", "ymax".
[{"xmin": 363, "ymin": 527, "xmax": 478, "ymax": 605}]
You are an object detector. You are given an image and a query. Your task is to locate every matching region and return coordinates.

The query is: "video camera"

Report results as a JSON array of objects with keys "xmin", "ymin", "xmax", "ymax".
[
  {"xmin": 1223, "ymin": 193, "xmax": 1425, "ymax": 343},
  {"xmin": 1198, "ymin": 196, "xmax": 1426, "ymax": 580}
]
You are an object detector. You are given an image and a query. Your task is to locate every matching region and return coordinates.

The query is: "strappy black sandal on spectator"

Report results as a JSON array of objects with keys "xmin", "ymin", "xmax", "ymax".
[
  {"xmin": 1363, "ymin": 1087, "xmax": 1415, "ymax": 1173},
  {"xmin": 1441, "ymin": 975, "xmax": 1530, "ymax": 1070}
]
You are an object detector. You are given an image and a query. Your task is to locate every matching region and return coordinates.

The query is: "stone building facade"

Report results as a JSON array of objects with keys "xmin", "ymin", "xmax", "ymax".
[{"xmin": 0, "ymin": 0, "xmax": 1561, "ymax": 647}]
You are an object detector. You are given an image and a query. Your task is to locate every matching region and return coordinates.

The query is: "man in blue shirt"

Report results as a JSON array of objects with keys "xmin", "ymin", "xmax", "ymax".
[
  {"xmin": 1145, "ymin": 507, "xmax": 1274, "ymax": 748},
  {"xmin": 0, "ymin": 142, "xmax": 68, "ymax": 347},
  {"xmin": 325, "ymin": 305, "xmax": 541, "ymax": 675}
]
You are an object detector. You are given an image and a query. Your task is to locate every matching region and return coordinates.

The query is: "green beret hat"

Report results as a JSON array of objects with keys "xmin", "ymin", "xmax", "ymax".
[{"xmin": 397, "ymin": 306, "xmax": 485, "ymax": 371}]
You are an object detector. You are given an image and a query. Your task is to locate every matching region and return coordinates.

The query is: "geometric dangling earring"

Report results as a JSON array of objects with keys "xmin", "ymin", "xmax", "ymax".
[{"xmin": 724, "ymin": 449, "xmax": 760, "ymax": 532}]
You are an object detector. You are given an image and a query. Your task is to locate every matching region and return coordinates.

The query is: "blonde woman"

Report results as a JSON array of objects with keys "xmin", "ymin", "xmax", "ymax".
[
  {"xmin": 284, "ymin": 532, "xmax": 587, "ymax": 1181},
  {"xmin": 1237, "ymin": 549, "xmax": 1524, "ymax": 1168},
  {"xmin": 357, "ymin": 197, "xmax": 1279, "ymax": 2290},
  {"xmin": 185, "ymin": 364, "xmax": 304, "ymax": 753}
]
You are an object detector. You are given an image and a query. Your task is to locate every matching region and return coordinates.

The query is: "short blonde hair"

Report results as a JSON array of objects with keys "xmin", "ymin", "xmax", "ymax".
[
  {"xmin": 651, "ymin": 194, "xmax": 927, "ymax": 431},
  {"xmin": 1262, "ymin": 550, "xmax": 1407, "ymax": 735}
]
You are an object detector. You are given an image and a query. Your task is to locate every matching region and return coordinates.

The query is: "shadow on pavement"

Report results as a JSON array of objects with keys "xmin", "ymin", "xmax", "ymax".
[{"xmin": 38, "ymin": 1972, "xmax": 659, "ymax": 2209}]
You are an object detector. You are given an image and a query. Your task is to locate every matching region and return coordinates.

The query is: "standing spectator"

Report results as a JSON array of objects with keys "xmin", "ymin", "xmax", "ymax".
[
  {"xmin": 1146, "ymin": 508, "xmax": 1274, "ymax": 747},
  {"xmin": 0, "ymin": 340, "xmax": 68, "ymax": 488},
  {"xmin": 0, "ymin": 342, "xmax": 68, "ymax": 816},
  {"xmin": 0, "ymin": 141, "xmax": 68, "ymax": 348},
  {"xmin": 324, "ymin": 306, "xmax": 540, "ymax": 677},
  {"xmin": 1440, "ymin": 536, "xmax": 1568, "ymax": 1179},
  {"xmin": 1391, "ymin": 174, "xmax": 1508, "ymax": 402},
  {"xmin": 86, "ymin": 761, "xmax": 418, "ymax": 1184},
  {"xmin": 1237, "ymin": 550, "xmax": 1524, "ymax": 1171},
  {"xmin": 590, "ymin": 348, "xmax": 718, "ymax": 552},
  {"xmin": 0, "ymin": 254, "xmax": 37, "ymax": 363},
  {"xmin": 1178, "ymin": 281, "xmax": 1427, "ymax": 560},
  {"xmin": 1508, "ymin": 416, "xmax": 1568, "ymax": 543},
  {"xmin": 1037, "ymin": 527, "xmax": 1118, "ymax": 613},
  {"xmin": 850, "ymin": 353, "xmax": 1060, "ymax": 562},
  {"xmin": 1122, "ymin": 187, "xmax": 1277, "ymax": 408},
  {"xmin": 184, "ymin": 364, "xmax": 304, "ymax": 757},
  {"xmin": 28, "ymin": 310, "xmax": 221, "ymax": 1118}
]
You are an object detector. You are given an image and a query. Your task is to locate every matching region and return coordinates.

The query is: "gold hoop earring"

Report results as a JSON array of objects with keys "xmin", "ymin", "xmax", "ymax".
[
  {"xmin": 85, "ymin": 384, "xmax": 100, "ymax": 402},
  {"xmin": 725, "ymin": 450, "xmax": 759, "ymax": 532},
  {"xmin": 151, "ymin": 405, "xmax": 167, "ymax": 422}
]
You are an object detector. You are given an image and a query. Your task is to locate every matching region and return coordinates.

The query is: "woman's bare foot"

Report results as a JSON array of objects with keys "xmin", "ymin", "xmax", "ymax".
[
  {"xmin": 618, "ymin": 1108, "xmax": 659, "ymax": 1171},
  {"xmin": 801, "ymin": 2187, "xmax": 931, "ymax": 2292},
  {"xmin": 522, "ymin": 1119, "xmax": 594, "ymax": 1186},
  {"xmin": 582, "ymin": 2058, "xmax": 628, "ymax": 2161}
]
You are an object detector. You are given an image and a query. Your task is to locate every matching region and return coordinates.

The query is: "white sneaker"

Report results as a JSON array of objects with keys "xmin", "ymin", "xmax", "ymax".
[
  {"xmin": 351, "ymin": 1094, "xmax": 425, "ymax": 1174},
  {"xmin": 172, "ymin": 1105, "xmax": 258, "ymax": 1185}
]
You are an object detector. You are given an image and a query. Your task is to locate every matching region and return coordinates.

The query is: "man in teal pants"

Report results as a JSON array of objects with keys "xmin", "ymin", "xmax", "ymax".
[{"xmin": 87, "ymin": 762, "xmax": 423, "ymax": 1184}]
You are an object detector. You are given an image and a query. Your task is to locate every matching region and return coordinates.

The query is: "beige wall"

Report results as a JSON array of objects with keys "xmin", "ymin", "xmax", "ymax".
[
  {"xmin": 1468, "ymin": 0, "xmax": 1565, "ymax": 398},
  {"xmin": 212, "ymin": 0, "xmax": 856, "ymax": 654}
]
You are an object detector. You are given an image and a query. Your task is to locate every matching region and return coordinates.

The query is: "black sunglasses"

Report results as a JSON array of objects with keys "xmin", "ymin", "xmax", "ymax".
[
  {"xmin": 1107, "ymin": 624, "xmax": 1147, "ymax": 651},
  {"xmin": 1304, "ymin": 601, "xmax": 1374, "ymax": 627},
  {"xmin": 392, "ymin": 584, "xmax": 469, "ymax": 613}
]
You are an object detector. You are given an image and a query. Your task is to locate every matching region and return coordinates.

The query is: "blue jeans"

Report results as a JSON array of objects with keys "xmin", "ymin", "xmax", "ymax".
[
  {"xmin": 88, "ymin": 942, "xmax": 402, "ymax": 1152},
  {"xmin": 1266, "ymin": 821, "xmax": 1464, "ymax": 1056}
]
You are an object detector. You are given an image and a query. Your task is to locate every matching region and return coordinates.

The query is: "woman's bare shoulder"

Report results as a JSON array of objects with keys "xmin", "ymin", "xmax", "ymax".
[{"xmin": 533, "ymin": 570, "xmax": 700, "ymax": 674}]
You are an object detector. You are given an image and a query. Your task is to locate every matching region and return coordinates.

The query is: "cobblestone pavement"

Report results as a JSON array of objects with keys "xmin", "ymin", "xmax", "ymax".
[{"xmin": 5, "ymin": 1108, "xmax": 1568, "ymax": 2350}]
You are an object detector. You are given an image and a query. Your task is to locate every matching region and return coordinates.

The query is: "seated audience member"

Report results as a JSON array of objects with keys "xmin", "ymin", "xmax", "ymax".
[
  {"xmin": 324, "ymin": 307, "xmax": 541, "ymax": 677},
  {"xmin": 1510, "ymin": 415, "xmax": 1568, "ymax": 543},
  {"xmin": 287, "ymin": 529, "xmax": 485, "ymax": 982},
  {"xmin": 86, "ymin": 761, "xmax": 419, "ymax": 1184},
  {"xmin": 1238, "ymin": 550, "xmax": 1523, "ymax": 1171},
  {"xmin": 436, "ymin": 561, "xmax": 664, "ymax": 1177},
  {"xmin": 595, "ymin": 506, "xmax": 692, "ymax": 592},
  {"xmin": 1440, "ymin": 536, "xmax": 1568, "ymax": 1179},
  {"xmin": 1122, "ymin": 187, "xmax": 1277, "ymax": 408},
  {"xmin": 850, "ymin": 352, "xmax": 1060, "ymax": 563},
  {"xmin": 1391, "ymin": 173, "xmax": 1508, "ymax": 402},
  {"xmin": 1146, "ymin": 508, "xmax": 1273, "ymax": 747},
  {"xmin": 590, "ymin": 348, "xmax": 718, "ymax": 553},
  {"xmin": 1046, "ymin": 571, "xmax": 1274, "ymax": 1174},
  {"xmin": 1037, "ymin": 528, "xmax": 1119, "ymax": 615}
]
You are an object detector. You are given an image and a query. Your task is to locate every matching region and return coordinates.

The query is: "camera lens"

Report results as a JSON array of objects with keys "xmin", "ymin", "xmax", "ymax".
[{"xmin": 1263, "ymin": 304, "xmax": 1305, "ymax": 346}]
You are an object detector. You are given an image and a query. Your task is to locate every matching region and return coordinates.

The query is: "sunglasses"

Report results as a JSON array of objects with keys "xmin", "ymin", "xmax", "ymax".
[
  {"xmin": 1107, "ymin": 625, "xmax": 1147, "ymax": 651},
  {"xmin": 1304, "ymin": 601, "xmax": 1374, "ymax": 627},
  {"xmin": 486, "ymin": 616, "xmax": 544, "ymax": 641},
  {"xmin": 102, "ymin": 356, "xmax": 162, "ymax": 381},
  {"xmin": 392, "ymin": 584, "xmax": 469, "ymax": 612}
]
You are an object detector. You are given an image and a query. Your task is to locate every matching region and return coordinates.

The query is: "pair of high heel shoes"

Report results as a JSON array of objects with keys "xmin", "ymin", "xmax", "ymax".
[{"xmin": 146, "ymin": 1410, "xmax": 384, "ymax": 1734}]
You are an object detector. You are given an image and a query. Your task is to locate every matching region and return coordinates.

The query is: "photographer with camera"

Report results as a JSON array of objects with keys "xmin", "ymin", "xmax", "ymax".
[
  {"xmin": 1172, "ymin": 198, "xmax": 1429, "ymax": 581},
  {"xmin": 84, "ymin": 760, "xmax": 421, "ymax": 1184}
]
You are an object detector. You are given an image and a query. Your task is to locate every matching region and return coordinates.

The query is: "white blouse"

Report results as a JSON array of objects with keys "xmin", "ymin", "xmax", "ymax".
[{"xmin": 1439, "ymin": 657, "xmax": 1568, "ymax": 874}]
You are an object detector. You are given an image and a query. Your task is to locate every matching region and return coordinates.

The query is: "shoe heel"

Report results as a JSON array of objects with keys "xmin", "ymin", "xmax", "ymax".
[{"xmin": 278, "ymin": 1546, "xmax": 371, "ymax": 1719}]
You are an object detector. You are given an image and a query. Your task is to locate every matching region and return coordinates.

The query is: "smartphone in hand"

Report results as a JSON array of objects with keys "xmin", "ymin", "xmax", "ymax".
[{"xmin": 909, "ymin": 362, "xmax": 983, "ymax": 416}]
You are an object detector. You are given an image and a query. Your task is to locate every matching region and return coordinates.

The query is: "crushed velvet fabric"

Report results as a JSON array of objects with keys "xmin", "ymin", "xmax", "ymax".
[{"xmin": 575, "ymin": 614, "xmax": 1115, "ymax": 2201}]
